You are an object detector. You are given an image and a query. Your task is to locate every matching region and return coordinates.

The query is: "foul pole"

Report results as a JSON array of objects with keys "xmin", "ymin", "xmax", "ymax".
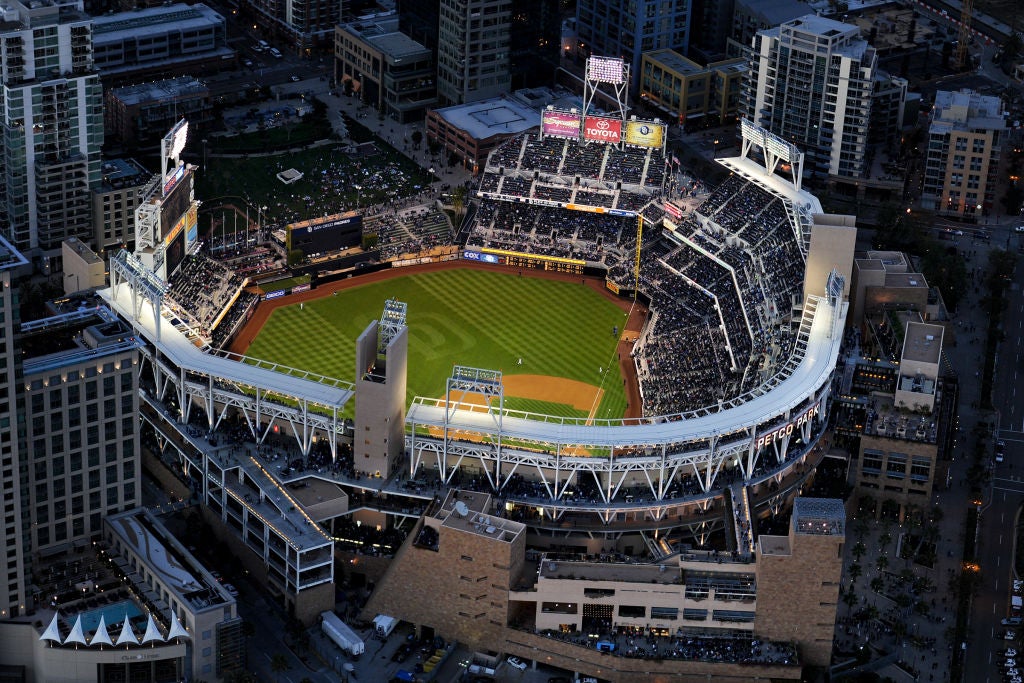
[{"xmin": 634, "ymin": 214, "xmax": 643, "ymax": 301}]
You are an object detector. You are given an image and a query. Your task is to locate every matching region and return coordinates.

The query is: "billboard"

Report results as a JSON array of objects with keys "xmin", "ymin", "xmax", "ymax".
[
  {"xmin": 587, "ymin": 56, "xmax": 625, "ymax": 84},
  {"xmin": 165, "ymin": 220, "xmax": 187, "ymax": 278},
  {"xmin": 583, "ymin": 116, "xmax": 621, "ymax": 143},
  {"xmin": 541, "ymin": 111, "xmax": 581, "ymax": 139},
  {"xmin": 287, "ymin": 212, "xmax": 362, "ymax": 255},
  {"xmin": 185, "ymin": 205, "xmax": 198, "ymax": 244},
  {"xmin": 624, "ymin": 121, "xmax": 665, "ymax": 148},
  {"xmin": 160, "ymin": 167, "xmax": 192, "ymax": 235}
]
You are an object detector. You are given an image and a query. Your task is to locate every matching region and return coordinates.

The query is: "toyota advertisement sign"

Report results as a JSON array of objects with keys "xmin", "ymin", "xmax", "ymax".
[
  {"xmin": 583, "ymin": 116, "xmax": 622, "ymax": 143},
  {"xmin": 542, "ymin": 111, "xmax": 581, "ymax": 139}
]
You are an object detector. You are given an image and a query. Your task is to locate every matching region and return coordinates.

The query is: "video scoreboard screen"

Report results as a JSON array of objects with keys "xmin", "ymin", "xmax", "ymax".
[{"xmin": 160, "ymin": 167, "xmax": 192, "ymax": 236}]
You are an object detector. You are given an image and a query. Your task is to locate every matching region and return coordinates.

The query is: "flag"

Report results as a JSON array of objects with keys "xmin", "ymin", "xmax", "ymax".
[{"xmin": 672, "ymin": 155, "xmax": 680, "ymax": 166}]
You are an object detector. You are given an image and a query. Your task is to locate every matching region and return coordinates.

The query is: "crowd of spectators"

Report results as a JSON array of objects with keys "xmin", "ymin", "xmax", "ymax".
[
  {"xmin": 521, "ymin": 626, "xmax": 799, "ymax": 667},
  {"xmin": 168, "ymin": 253, "xmax": 247, "ymax": 334},
  {"xmin": 211, "ymin": 291, "xmax": 259, "ymax": 349},
  {"xmin": 375, "ymin": 206, "xmax": 453, "ymax": 260}
]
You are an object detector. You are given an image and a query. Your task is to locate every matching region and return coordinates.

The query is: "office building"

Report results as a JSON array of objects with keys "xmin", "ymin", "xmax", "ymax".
[
  {"xmin": 61, "ymin": 237, "xmax": 106, "ymax": 294},
  {"xmin": 639, "ymin": 50, "xmax": 747, "ymax": 125},
  {"xmin": 0, "ymin": 237, "xmax": 29, "ymax": 619},
  {"xmin": 0, "ymin": 0, "xmax": 103, "ymax": 269},
  {"xmin": 334, "ymin": 14, "xmax": 437, "ymax": 123},
  {"xmin": 20, "ymin": 304, "xmax": 142, "ymax": 553},
  {"xmin": 105, "ymin": 77, "xmax": 212, "ymax": 147},
  {"xmin": 744, "ymin": 15, "xmax": 876, "ymax": 186},
  {"xmin": 92, "ymin": 3, "xmax": 231, "ymax": 85},
  {"xmin": 572, "ymin": 0, "xmax": 692, "ymax": 92},
  {"xmin": 436, "ymin": 0, "xmax": 512, "ymax": 105},
  {"xmin": 921, "ymin": 89, "xmax": 1005, "ymax": 219},
  {"xmin": 92, "ymin": 158, "xmax": 158, "ymax": 252}
]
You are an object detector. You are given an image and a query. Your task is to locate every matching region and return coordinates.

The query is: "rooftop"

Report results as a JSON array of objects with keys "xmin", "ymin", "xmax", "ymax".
[
  {"xmin": 340, "ymin": 15, "xmax": 430, "ymax": 62},
  {"xmin": 106, "ymin": 509, "xmax": 232, "ymax": 612},
  {"xmin": 883, "ymin": 272, "xmax": 927, "ymax": 288},
  {"xmin": 93, "ymin": 3, "xmax": 223, "ymax": 41},
  {"xmin": 99, "ymin": 158, "xmax": 153, "ymax": 192},
  {"xmin": 644, "ymin": 49, "xmax": 704, "ymax": 76},
  {"xmin": 792, "ymin": 498, "xmax": 845, "ymax": 536},
  {"xmin": 932, "ymin": 89, "xmax": 1006, "ymax": 131},
  {"xmin": 901, "ymin": 321, "xmax": 943, "ymax": 365},
  {"xmin": 538, "ymin": 556, "xmax": 681, "ymax": 584},
  {"xmin": 758, "ymin": 535, "xmax": 791, "ymax": 556},
  {"xmin": 0, "ymin": 233, "xmax": 28, "ymax": 272},
  {"xmin": 64, "ymin": 236, "xmax": 102, "ymax": 265},
  {"xmin": 434, "ymin": 490, "xmax": 525, "ymax": 542},
  {"xmin": 433, "ymin": 96, "xmax": 539, "ymax": 142},
  {"xmin": 110, "ymin": 77, "xmax": 209, "ymax": 106}
]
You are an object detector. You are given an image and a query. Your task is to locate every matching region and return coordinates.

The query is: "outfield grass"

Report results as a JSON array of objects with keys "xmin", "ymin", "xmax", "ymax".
[{"xmin": 246, "ymin": 268, "xmax": 630, "ymax": 419}]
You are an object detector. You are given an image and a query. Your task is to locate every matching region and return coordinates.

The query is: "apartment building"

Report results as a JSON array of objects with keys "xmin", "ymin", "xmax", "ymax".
[
  {"xmin": 639, "ymin": 49, "xmax": 747, "ymax": 124},
  {"xmin": 921, "ymin": 89, "xmax": 1005, "ymax": 220},
  {"xmin": 0, "ymin": 0, "xmax": 103, "ymax": 267},
  {"xmin": 92, "ymin": 159, "xmax": 158, "ymax": 252},
  {"xmin": 744, "ymin": 15, "xmax": 876, "ymax": 186}
]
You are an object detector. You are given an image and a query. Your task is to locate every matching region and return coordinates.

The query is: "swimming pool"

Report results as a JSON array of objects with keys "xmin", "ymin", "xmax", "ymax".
[{"xmin": 73, "ymin": 599, "xmax": 143, "ymax": 633}]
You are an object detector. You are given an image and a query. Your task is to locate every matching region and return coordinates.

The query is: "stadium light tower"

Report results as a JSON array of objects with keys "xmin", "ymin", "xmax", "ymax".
[{"xmin": 583, "ymin": 56, "xmax": 629, "ymax": 123}]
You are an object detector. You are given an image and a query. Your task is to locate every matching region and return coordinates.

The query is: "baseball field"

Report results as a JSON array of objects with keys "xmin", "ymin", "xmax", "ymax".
[{"xmin": 242, "ymin": 267, "xmax": 634, "ymax": 420}]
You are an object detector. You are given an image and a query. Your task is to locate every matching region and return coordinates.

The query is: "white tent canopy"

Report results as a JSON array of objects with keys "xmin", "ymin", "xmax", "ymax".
[
  {"xmin": 167, "ymin": 611, "xmax": 190, "ymax": 640},
  {"xmin": 141, "ymin": 614, "xmax": 165, "ymax": 644},
  {"xmin": 39, "ymin": 613, "xmax": 62, "ymax": 643},
  {"xmin": 65, "ymin": 616, "xmax": 87, "ymax": 646},
  {"xmin": 116, "ymin": 614, "xmax": 139, "ymax": 646},
  {"xmin": 91, "ymin": 615, "xmax": 114, "ymax": 647}
]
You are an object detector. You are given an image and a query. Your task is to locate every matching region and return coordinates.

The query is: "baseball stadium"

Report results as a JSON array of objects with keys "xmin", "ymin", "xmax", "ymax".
[
  {"xmin": 105, "ymin": 104, "xmax": 850, "ymax": 558},
  {"xmin": 99, "ymin": 70, "xmax": 856, "ymax": 671}
]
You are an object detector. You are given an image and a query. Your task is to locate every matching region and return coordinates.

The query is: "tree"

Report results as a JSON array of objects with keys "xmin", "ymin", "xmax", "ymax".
[
  {"xmin": 452, "ymin": 185, "xmax": 468, "ymax": 220},
  {"xmin": 287, "ymin": 248, "xmax": 305, "ymax": 267},
  {"xmin": 411, "ymin": 130, "xmax": 423, "ymax": 148},
  {"xmin": 849, "ymin": 563, "xmax": 863, "ymax": 582},
  {"xmin": 853, "ymin": 541, "xmax": 866, "ymax": 561},
  {"xmin": 270, "ymin": 653, "xmax": 290, "ymax": 682}
]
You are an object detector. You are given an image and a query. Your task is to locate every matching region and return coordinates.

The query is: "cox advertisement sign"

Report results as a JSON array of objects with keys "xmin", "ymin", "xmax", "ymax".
[
  {"xmin": 542, "ymin": 111, "xmax": 581, "ymax": 139},
  {"xmin": 463, "ymin": 250, "xmax": 500, "ymax": 264},
  {"xmin": 624, "ymin": 121, "xmax": 665, "ymax": 148},
  {"xmin": 583, "ymin": 116, "xmax": 621, "ymax": 143}
]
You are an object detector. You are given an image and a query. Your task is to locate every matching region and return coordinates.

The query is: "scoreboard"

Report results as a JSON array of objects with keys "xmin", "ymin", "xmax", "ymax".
[{"xmin": 465, "ymin": 248, "xmax": 586, "ymax": 274}]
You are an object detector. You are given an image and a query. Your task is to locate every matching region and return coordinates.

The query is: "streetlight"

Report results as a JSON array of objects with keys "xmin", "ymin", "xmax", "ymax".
[{"xmin": 202, "ymin": 139, "xmax": 208, "ymax": 172}]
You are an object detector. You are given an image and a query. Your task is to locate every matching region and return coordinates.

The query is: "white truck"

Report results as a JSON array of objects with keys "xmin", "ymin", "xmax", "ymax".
[
  {"xmin": 373, "ymin": 613, "xmax": 398, "ymax": 639},
  {"xmin": 321, "ymin": 611, "xmax": 365, "ymax": 656}
]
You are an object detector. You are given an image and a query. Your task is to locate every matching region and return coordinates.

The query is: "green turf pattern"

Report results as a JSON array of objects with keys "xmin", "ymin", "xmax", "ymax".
[{"xmin": 246, "ymin": 268, "xmax": 630, "ymax": 419}]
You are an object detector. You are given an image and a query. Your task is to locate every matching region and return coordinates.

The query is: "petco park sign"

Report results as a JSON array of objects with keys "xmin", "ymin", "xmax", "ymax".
[
  {"xmin": 755, "ymin": 402, "xmax": 821, "ymax": 450},
  {"xmin": 583, "ymin": 116, "xmax": 621, "ymax": 143}
]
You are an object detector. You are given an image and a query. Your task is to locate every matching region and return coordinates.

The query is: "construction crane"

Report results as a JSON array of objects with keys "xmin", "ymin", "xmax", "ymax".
[{"xmin": 955, "ymin": 0, "xmax": 973, "ymax": 70}]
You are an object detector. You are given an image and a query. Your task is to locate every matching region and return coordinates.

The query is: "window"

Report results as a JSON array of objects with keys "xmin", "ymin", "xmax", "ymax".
[
  {"xmin": 618, "ymin": 605, "xmax": 646, "ymax": 618},
  {"xmin": 651, "ymin": 606, "xmax": 678, "ymax": 620}
]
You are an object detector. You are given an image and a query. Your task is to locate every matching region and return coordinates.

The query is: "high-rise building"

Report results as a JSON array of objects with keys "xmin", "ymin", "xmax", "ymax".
[
  {"xmin": 509, "ymin": 0, "xmax": 560, "ymax": 90},
  {"xmin": 20, "ymin": 306, "xmax": 142, "ymax": 554},
  {"xmin": 744, "ymin": 15, "xmax": 876, "ymax": 186},
  {"xmin": 0, "ymin": 0, "xmax": 104, "ymax": 270},
  {"xmin": 572, "ymin": 0, "xmax": 692, "ymax": 92},
  {"xmin": 436, "ymin": 0, "xmax": 512, "ymax": 105},
  {"xmin": 922, "ymin": 89, "xmax": 1005, "ymax": 219},
  {"xmin": 0, "ymin": 237, "xmax": 29, "ymax": 619}
]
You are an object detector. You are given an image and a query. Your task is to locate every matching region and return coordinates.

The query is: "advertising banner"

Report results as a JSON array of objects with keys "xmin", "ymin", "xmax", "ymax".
[
  {"xmin": 624, "ymin": 121, "xmax": 665, "ymax": 148},
  {"xmin": 542, "ymin": 111, "xmax": 582, "ymax": 139},
  {"xmin": 583, "ymin": 116, "xmax": 621, "ymax": 143},
  {"xmin": 264, "ymin": 290, "xmax": 285, "ymax": 300}
]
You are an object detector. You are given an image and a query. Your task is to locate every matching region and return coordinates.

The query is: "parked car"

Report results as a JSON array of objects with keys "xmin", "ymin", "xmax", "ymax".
[
  {"xmin": 1004, "ymin": 617, "xmax": 1023, "ymax": 626},
  {"xmin": 506, "ymin": 656, "xmax": 527, "ymax": 671}
]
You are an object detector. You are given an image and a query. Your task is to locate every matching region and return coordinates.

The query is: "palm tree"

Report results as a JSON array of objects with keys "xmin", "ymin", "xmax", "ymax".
[
  {"xmin": 852, "ymin": 541, "xmax": 866, "ymax": 561},
  {"xmin": 452, "ymin": 185, "xmax": 467, "ymax": 220},
  {"xmin": 270, "ymin": 653, "xmax": 290, "ymax": 682}
]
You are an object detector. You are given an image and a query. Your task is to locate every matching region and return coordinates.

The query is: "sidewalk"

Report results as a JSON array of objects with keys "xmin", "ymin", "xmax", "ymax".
[{"xmin": 834, "ymin": 239, "xmax": 995, "ymax": 682}]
